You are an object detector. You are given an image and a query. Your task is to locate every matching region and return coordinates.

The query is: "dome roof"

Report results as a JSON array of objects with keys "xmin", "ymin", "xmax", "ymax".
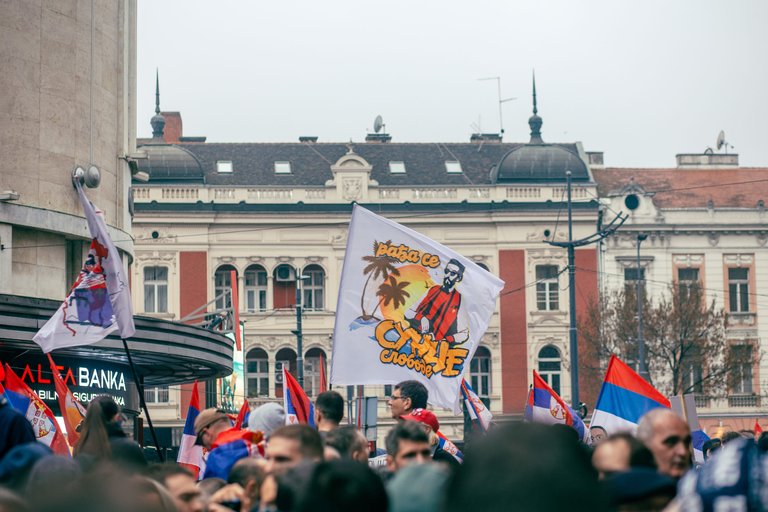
[
  {"xmin": 136, "ymin": 144, "xmax": 205, "ymax": 182},
  {"xmin": 492, "ymin": 144, "xmax": 591, "ymax": 183}
]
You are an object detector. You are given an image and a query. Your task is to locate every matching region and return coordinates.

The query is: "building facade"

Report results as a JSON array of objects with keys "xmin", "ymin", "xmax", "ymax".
[{"xmin": 133, "ymin": 101, "xmax": 602, "ymax": 445}]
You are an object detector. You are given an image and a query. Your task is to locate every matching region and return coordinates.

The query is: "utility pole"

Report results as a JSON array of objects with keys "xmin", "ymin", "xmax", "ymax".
[
  {"xmin": 636, "ymin": 233, "xmax": 649, "ymax": 381},
  {"xmin": 546, "ymin": 171, "xmax": 627, "ymax": 411}
]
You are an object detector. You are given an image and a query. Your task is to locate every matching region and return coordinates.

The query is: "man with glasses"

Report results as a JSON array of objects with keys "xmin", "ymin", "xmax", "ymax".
[
  {"xmin": 194, "ymin": 408, "xmax": 262, "ymax": 479},
  {"xmin": 388, "ymin": 380, "xmax": 428, "ymax": 419},
  {"xmin": 407, "ymin": 258, "xmax": 468, "ymax": 344}
]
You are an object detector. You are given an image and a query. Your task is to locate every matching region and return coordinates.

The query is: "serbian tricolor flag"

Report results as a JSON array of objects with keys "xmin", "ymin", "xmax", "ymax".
[
  {"xmin": 3, "ymin": 363, "xmax": 70, "ymax": 455},
  {"xmin": 47, "ymin": 354, "xmax": 86, "ymax": 447},
  {"xmin": 525, "ymin": 370, "xmax": 587, "ymax": 441},
  {"xmin": 177, "ymin": 381, "xmax": 205, "ymax": 479},
  {"xmin": 234, "ymin": 400, "xmax": 251, "ymax": 430},
  {"xmin": 437, "ymin": 432, "xmax": 464, "ymax": 463},
  {"xmin": 591, "ymin": 355, "xmax": 670, "ymax": 436},
  {"xmin": 283, "ymin": 367, "xmax": 315, "ymax": 427},
  {"xmin": 461, "ymin": 378, "xmax": 492, "ymax": 432},
  {"xmin": 33, "ymin": 180, "xmax": 135, "ymax": 353}
]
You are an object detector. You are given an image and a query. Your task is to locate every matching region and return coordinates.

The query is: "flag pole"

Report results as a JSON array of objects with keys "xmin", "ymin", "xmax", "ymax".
[{"xmin": 122, "ymin": 338, "xmax": 164, "ymax": 462}]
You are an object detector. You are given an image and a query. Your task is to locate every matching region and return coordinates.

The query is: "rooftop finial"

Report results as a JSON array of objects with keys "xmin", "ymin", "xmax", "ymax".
[
  {"xmin": 150, "ymin": 69, "xmax": 166, "ymax": 142},
  {"xmin": 155, "ymin": 69, "xmax": 161, "ymax": 114},
  {"xmin": 528, "ymin": 70, "xmax": 543, "ymax": 144}
]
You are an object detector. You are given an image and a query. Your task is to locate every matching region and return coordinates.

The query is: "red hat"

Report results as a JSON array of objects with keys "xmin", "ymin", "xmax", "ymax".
[{"xmin": 400, "ymin": 408, "xmax": 439, "ymax": 432}]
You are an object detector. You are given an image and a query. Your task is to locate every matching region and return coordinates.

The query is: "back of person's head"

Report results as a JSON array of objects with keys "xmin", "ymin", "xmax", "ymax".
[
  {"xmin": 758, "ymin": 433, "xmax": 768, "ymax": 452},
  {"xmin": 296, "ymin": 459, "xmax": 388, "ymax": 512},
  {"xmin": 147, "ymin": 462, "xmax": 194, "ymax": 486},
  {"xmin": 446, "ymin": 423, "xmax": 610, "ymax": 512},
  {"xmin": 609, "ymin": 432, "xmax": 657, "ymax": 469},
  {"xmin": 721, "ymin": 431, "xmax": 743, "ymax": 444},
  {"xmin": 702, "ymin": 437, "xmax": 722, "ymax": 459},
  {"xmin": 385, "ymin": 420, "xmax": 429, "ymax": 456},
  {"xmin": 0, "ymin": 488, "xmax": 29, "ymax": 512},
  {"xmin": 75, "ymin": 395, "xmax": 120, "ymax": 458},
  {"xmin": 0, "ymin": 443, "xmax": 53, "ymax": 492},
  {"xmin": 24, "ymin": 454, "xmax": 81, "ymax": 511},
  {"xmin": 324, "ymin": 426, "xmax": 368, "ymax": 460},
  {"xmin": 315, "ymin": 391, "xmax": 344, "ymax": 424},
  {"xmin": 274, "ymin": 462, "xmax": 316, "ymax": 512},
  {"xmin": 270, "ymin": 424, "xmax": 324, "ymax": 461},
  {"xmin": 394, "ymin": 381, "xmax": 428, "ymax": 409},
  {"xmin": 197, "ymin": 477, "xmax": 227, "ymax": 498},
  {"xmin": 248, "ymin": 402, "xmax": 286, "ymax": 437},
  {"xmin": 387, "ymin": 463, "xmax": 449, "ymax": 512}
]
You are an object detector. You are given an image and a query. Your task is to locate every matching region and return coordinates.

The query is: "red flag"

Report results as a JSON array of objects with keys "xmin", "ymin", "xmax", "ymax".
[
  {"xmin": 3, "ymin": 363, "xmax": 70, "ymax": 455},
  {"xmin": 318, "ymin": 352, "xmax": 327, "ymax": 393},
  {"xmin": 283, "ymin": 367, "xmax": 315, "ymax": 426},
  {"xmin": 47, "ymin": 354, "xmax": 86, "ymax": 448},
  {"xmin": 755, "ymin": 419, "xmax": 763, "ymax": 436},
  {"xmin": 234, "ymin": 400, "xmax": 251, "ymax": 430}
]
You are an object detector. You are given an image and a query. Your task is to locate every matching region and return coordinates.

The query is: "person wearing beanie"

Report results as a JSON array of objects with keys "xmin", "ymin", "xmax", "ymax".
[{"xmin": 248, "ymin": 402, "xmax": 286, "ymax": 438}]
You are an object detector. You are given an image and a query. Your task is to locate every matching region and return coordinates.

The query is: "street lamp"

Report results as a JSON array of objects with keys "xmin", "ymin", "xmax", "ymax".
[
  {"xmin": 636, "ymin": 234, "xmax": 650, "ymax": 381},
  {"xmin": 293, "ymin": 272, "xmax": 310, "ymax": 388}
]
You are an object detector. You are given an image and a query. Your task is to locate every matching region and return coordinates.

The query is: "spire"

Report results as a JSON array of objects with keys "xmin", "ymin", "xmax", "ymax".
[
  {"xmin": 528, "ymin": 70, "xmax": 543, "ymax": 144},
  {"xmin": 154, "ymin": 69, "xmax": 161, "ymax": 115},
  {"xmin": 150, "ymin": 69, "xmax": 166, "ymax": 142}
]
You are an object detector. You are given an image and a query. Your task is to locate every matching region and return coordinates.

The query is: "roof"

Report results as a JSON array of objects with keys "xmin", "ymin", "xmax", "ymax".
[
  {"xmin": 493, "ymin": 143, "xmax": 591, "ymax": 182},
  {"xmin": 136, "ymin": 144, "xmax": 205, "ymax": 183},
  {"xmin": 135, "ymin": 141, "xmax": 582, "ymax": 187},
  {"xmin": 593, "ymin": 168, "xmax": 768, "ymax": 208}
]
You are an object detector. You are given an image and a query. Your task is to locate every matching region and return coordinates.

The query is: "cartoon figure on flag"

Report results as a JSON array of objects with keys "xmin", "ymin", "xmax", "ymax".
[
  {"xmin": 331, "ymin": 205, "xmax": 504, "ymax": 411},
  {"xmin": 66, "ymin": 241, "xmax": 114, "ymax": 331}
]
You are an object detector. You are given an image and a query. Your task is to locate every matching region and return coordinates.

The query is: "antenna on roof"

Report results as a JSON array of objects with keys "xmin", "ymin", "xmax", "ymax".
[
  {"xmin": 373, "ymin": 115, "xmax": 385, "ymax": 134},
  {"xmin": 478, "ymin": 76, "xmax": 516, "ymax": 136},
  {"xmin": 716, "ymin": 130, "xmax": 733, "ymax": 154}
]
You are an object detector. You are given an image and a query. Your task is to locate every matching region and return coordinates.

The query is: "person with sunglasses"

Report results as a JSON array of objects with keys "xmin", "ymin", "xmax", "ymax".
[{"xmin": 406, "ymin": 259, "xmax": 468, "ymax": 344}]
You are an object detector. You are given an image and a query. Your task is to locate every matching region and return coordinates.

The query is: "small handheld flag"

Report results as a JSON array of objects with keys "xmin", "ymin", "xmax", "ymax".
[
  {"xmin": 526, "ymin": 370, "xmax": 587, "ymax": 441},
  {"xmin": 591, "ymin": 355, "xmax": 670, "ymax": 436},
  {"xmin": 177, "ymin": 381, "xmax": 205, "ymax": 479},
  {"xmin": 460, "ymin": 378, "xmax": 492, "ymax": 432},
  {"xmin": 47, "ymin": 353, "xmax": 86, "ymax": 447},
  {"xmin": 3, "ymin": 363, "xmax": 70, "ymax": 455},
  {"xmin": 234, "ymin": 400, "xmax": 251, "ymax": 430},
  {"xmin": 283, "ymin": 367, "xmax": 315, "ymax": 426}
]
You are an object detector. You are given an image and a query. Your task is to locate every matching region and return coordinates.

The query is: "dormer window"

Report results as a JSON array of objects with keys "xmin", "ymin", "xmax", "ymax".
[
  {"xmin": 275, "ymin": 161, "xmax": 292, "ymax": 174},
  {"xmin": 445, "ymin": 161, "xmax": 462, "ymax": 174},
  {"xmin": 389, "ymin": 161, "xmax": 406, "ymax": 174},
  {"xmin": 217, "ymin": 161, "xmax": 233, "ymax": 173}
]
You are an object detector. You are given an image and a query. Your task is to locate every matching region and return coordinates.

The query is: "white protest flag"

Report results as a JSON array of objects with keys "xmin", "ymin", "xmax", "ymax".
[
  {"xmin": 330, "ymin": 205, "xmax": 504, "ymax": 411},
  {"xmin": 34, "ymin": 181, "xmax": 135, "ymax": 352}
]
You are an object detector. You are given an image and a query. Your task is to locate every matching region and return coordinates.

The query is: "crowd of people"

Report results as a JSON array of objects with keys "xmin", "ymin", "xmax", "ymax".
[{"xmin": 2, "ymin": 380, "xmax": 768, "ymax": 512}]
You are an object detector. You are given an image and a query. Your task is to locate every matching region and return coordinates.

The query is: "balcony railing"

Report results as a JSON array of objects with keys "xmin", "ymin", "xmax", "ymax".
[
  {"xmin": 693, "ymin": 395, "xmax": 711, "ymax": 409},
  {"xmin": 728, "ymin": 394, "xmax": 760, "ymax": 408}
]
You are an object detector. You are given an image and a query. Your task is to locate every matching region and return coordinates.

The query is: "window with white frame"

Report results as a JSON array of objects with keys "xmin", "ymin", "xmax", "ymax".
[
  {"xmin": 445, "ymin": 161, "xmax": 463, "ymax": 174},
  {"xmin": 245, "ymin": 348, "xmax": 269, "ymax": 397},
  {"xmin": 274, "ymin": 161, "xmax": 292, "ymax": 174},
  {"xmin": 728, "ymin": 268, "xmax": 750, "ymax": 313},
  {"xmin": 681, "ymin": 346, "xmax": 703, "ymax": 394},
  {"xmin": 301, "ymin": 264, "xmax": 324, "ymax": 311},
  {"xmin": 535, "ymin": 265, "xmax": 559, "ymax": 311},
  {"xmin": 538, "ymin": 345, "xmax": 562, "ymax": 396},
  {"xmin": 389, "ymin": 161, "xmax": 406, "ymax": 174},
  {"xmin": 144, "ymin": 385, "xmax": 169, "ymax": 404},
  {"xmin": 143, "ymin": 266, "xmax": 168, "ymax": 313},
  {"xmin": 470, "ymin": 346, "xmax": 491, "ymax": 405},
  {"xmin": 217, "ymin": 161, "xmax": 233, "ymax": 173},
  {"xmin": 214, "ymin": 266, "xmax": 236, "ymax": 311},
  {"xmin": 730, "ymin": 345, "xmax": 753, "ymax": 394},
  {"xmin": 244, "ymin": 265, "xmax": 268, "ymax": 312}
]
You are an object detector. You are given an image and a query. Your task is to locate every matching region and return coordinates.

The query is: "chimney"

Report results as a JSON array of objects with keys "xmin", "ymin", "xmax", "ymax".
[
  {"xmin": 299, "ymin": 136, "xmax": 318, "ymax": 143},
  {"xmin": 161, "ymin": 111, "xmax": 183, "ymax": 143},
  {"xmin": 470, "ymin": 133, "xmax": 502, "ymax": 143},
  {"xmin": 676, "ymin": 152, "xmax": 739, "ymax": 168},
  {"xmin": 365, "ymin": 132, "xmax": 392, "ymax": 143},
  {"xmin": 587, "ymin": 152, "xmax": 604, "ymax": 167}
]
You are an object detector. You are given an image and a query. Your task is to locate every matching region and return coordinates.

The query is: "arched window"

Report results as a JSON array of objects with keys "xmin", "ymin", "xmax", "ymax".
[
  {"xmin": 244, "ymin": 264, "xmax": 268, "ymax": 312},
  {"xmin": 538, "ymin": 345, "xmax": 562, "ymax": 396},
  {"xmin": 475, "ymin": 262, "xmax": 491, "ymax": 273},
  {"xmin": 304, "ymin": 347, "xmax": 327, "ymax": 397},
  {"xmin": 246, "ymin": 348, "xmax": 269, "ymax": 397},
  {"xmin": 470, "ymin": 346, "xmax": 491, "ymax": 406},
  {"xmin": 302, "ymin": 264, "xmax": 325, "ymax": 311},
  {"xmin": 275, "ymin": 348, "xmax": 297, "ymax": 398},
  {"xmin": 213, "ymin": 265, "xmax": 237, "ymax": 330}
]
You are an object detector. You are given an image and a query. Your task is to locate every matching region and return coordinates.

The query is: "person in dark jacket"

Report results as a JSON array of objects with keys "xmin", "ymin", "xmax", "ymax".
[
  {"xmin": 0, "ymin": 393, "xmax": 36, "ymax": 462},
  {"xmin": 74, "ymin": 395, "xmax": 147, "ymax": 472}
]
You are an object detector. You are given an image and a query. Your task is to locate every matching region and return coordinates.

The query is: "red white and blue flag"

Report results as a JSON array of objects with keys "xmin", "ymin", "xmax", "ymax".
[
  {"xmin": 590, "ymin": 355, "xmax": 670, "ymax": 436},
  {"xmin": 33, "ymin": 181, "xmax": 135, "ymax": 353},
  {"xmin": 177, "ymin": 381, "xmax": 205, "ymax": 479},
  {"xmin": 460, "ymin": 378, "xmax": 492, "ymax": 432},
  {"xmin": 283, "ymin": 367, "xmax": 315, "ymax": 427},
  {"xmin": 437, "ymin": 432, "xmax": 464, "ymax": 463},
  {"xmin": 3, "ymin": 363, "xmax": 70, "ymax": 455},
  {"xmin": 234, "ymin": 400, "xmax": 251, "ymax": 430},
  {"xmin": 525, "ymin": 370, "xmax": 587, "ymax": 442}
]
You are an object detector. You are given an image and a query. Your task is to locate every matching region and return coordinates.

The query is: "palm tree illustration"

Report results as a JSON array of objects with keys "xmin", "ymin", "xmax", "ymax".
[
  {"xmin": 359, "ymin": 241, "xmax": 401, "ymax": 320},
  {"xmin": 373, "ymin": 275, "xmax": 411, "ymax": 318}
]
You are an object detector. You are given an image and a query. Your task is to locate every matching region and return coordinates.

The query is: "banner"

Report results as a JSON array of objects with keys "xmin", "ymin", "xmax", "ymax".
[
  {"xmin": 330, "ymin": 205, "xmax": 504, "ymax": 411},
  {"xmin": 34, "ymin": 181, "xmax": 135, "ymax": 352},
  {"xmin": 47, "ymin": 353, "xmax": 86, "ymax": 447}
]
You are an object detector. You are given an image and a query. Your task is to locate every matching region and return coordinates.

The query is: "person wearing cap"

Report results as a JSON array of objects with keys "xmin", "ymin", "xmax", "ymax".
[
  {"xmin": 195, "ymin": 408, "xmax": 263, "ymax": 480},
  {"xmin": 400, "ymin": 408, "xmax": 461, "ymax": 468}
]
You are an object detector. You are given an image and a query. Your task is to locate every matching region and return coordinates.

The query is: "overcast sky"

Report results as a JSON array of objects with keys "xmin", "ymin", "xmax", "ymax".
[{"xmin": 137, "ymin": 1, "xmax": 768, "ymax": 168}]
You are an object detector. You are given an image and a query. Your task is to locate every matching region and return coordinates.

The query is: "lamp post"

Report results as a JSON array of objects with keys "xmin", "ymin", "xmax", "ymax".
[
  {"xmin": 636, "ymin": 234, "xmax": 649, "ymax": 381},
  {"xmin": 294, "ymin": 273, "xmax": 310, "ymax": 388}
]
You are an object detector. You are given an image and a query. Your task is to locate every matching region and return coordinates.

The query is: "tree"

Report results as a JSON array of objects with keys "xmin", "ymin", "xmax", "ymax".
[
  {"xmin": 358, "ymin": 240, "xmax": 400, "ymax": 320},
  {"xmin": 580, "ymin": 281, "xmax": 736, "ymax": 398}
]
